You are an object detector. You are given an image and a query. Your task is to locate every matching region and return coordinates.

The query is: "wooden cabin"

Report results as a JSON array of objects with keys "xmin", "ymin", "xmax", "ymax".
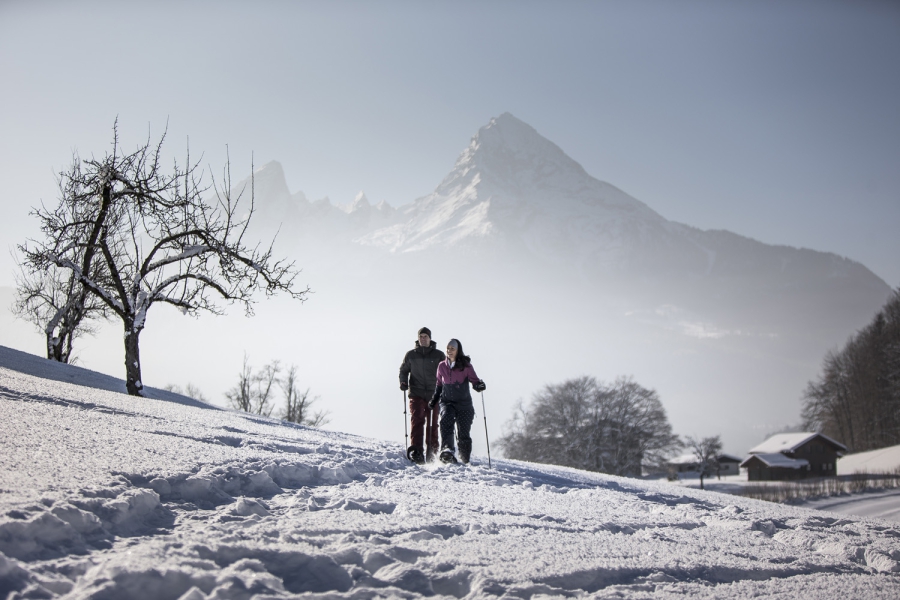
[{"xmin": 741, "ymin": 432, "xmax": 847, "ymax": 481}]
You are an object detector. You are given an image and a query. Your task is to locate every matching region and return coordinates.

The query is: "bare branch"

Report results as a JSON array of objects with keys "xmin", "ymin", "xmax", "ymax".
[{"xmin": 17, "ymin": 124, "xmax": 309, "ymax": 395}]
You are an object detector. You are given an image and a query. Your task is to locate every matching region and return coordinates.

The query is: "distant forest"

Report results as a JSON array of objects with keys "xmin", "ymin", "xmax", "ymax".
[{"xmin": 802, "ymin": 288, "xmax": 900, "ymax": 453}]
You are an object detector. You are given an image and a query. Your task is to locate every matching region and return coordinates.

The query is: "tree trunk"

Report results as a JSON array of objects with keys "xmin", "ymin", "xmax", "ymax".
[
  {"xmin": 46, "ymin": 334, "xmax": 64, "ymax": 363},
  {"xmin": 699, "ymin": 473, "xmax": 705, "ymax": 490},
  {"xmin": 124, "ymin": 322, "xmax": 144, "ymax": 396},
  {"xmin": 46, "ymin": 327, "xmax": 73, "ymax": 363}
]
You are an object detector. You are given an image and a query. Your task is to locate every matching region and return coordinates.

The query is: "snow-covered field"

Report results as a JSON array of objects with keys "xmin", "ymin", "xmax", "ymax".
[
  {"xmin": 802, "ymin": 490, "xmax": 900, "ymax": 524},
  {"xmin": 2, "ymin": 347, "xmax": 900, "ymax": 599},
  {"xmin": 666, "ymin": 473, "xmax": 900, "ymax": 523}
]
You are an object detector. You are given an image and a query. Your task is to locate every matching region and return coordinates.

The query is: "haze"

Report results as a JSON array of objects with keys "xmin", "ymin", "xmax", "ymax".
[{"xmin": 1, "ymin": 0, "xmax": 898, "ymax": 458}]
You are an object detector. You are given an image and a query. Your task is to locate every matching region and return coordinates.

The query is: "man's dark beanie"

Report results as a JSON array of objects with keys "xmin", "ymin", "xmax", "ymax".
[{"xmin": 418, "ymin": 327, "xmax": 432, "ymax": 337}]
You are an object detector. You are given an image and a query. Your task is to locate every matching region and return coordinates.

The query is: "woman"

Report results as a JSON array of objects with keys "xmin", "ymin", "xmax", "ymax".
[{"xmin": 429, "ymin": 338, "xmax": 486, "ymax": 464}]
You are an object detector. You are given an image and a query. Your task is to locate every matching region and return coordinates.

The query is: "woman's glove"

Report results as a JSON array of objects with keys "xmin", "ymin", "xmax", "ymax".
[
  {"xmin": 473, "ymin": 380, "xmax": 486, "ymax": 392},
  {"xmin": 400, "ymin": 382, "xmax": 409, "ymax": 391},
  {"xmin": 429, "ymin": 385, "xmax": 443, "ymax": 409}
]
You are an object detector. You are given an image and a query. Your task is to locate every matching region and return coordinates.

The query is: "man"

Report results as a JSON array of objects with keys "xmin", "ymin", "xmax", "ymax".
[{"xmin": 399, "ymin": 327, "xmax": 445, "ymax": 464}]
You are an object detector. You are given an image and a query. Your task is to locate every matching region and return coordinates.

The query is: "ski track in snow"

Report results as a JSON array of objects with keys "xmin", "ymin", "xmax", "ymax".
[{"xmin": 2, "ymin": 365, "xmax": 900, "ymax": 599}]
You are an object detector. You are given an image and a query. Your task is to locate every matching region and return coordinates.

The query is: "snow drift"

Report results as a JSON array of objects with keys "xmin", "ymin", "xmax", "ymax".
[{"xmin": 1, "ymin": 347, "xmax": 899, "ymax": 599}]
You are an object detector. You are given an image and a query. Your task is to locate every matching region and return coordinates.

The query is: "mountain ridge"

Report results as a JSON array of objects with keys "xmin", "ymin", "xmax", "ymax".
[
  {"xmin": 235, "ymin": 113, "xmax": 890, "ymax": 334},
  {"xmin": 241, "ymin": 113, "xmax": 884, "ymax": 281}
]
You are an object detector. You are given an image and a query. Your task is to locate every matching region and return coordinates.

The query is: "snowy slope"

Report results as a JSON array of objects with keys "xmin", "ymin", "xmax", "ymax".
[
  {"xmin": 839, "ymin": 444, "xmax": 900, "ymax": 476},
  {"xmin": 802, "ymin": 489, "xmax": 900, "ymax": 523},
  {"xmin": 2, "ymin": 351, "xmax": 899, "ymax": 599}
]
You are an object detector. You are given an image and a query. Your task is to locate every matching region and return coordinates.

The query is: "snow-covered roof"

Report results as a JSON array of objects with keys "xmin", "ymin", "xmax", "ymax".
[
  {"xmin": 748, "ymin": 432, "xmax": 848, "ymax": 455},
  {"xmin": 670, "ymin": 453, "xmax": 743, "ymax": 466},
  {"xmin": 838, "ymin": 443, "xmax": 900, "ymax": 476},
  {"xmin": 741, "ymin": 453, "xmax": 810, "ymax": 469},
  {"xmin": 668, "ymin": 453, "xmax": 698, "ymax": 465},
  {"xmin": 718, "ymin": 453, "xmax": 743, "ymax": 463}
]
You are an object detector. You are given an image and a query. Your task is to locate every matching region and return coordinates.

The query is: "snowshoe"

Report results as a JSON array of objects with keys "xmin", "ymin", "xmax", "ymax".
[
  {"xmin": 406, "ymin": 446, "xmax": 425, "ymax": 465},
  {"xmin": 439, "ymin": 450, "xmax": 458, "ymax": 464}
]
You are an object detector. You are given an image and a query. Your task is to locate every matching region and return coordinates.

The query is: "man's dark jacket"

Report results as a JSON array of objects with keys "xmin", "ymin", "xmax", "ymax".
[{"xmin": 399, "ymin": 341, "xmax": 446, "ymax": 400}]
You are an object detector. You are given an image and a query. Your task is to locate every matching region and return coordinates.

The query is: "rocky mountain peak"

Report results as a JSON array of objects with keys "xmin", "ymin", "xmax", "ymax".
[
  {"xmin": 249, "ymin": 161, "xmax": 291, "ymax": 200},
  {"xmin": 348, "ymin": 191, "xmax": 371, "ymax": 213},
  {"xmin": 439, "ymin": 112, "xmax": 591, "ymax": 196}
]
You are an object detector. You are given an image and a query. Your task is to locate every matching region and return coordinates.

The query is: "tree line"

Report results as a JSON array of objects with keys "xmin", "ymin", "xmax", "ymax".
[{"xmin": 802, "ymin": 288, "xmax": 900, "ymax": 453}]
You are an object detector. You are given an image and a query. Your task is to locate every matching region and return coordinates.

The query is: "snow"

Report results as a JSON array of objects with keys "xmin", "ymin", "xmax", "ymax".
[
  {"xmin": 839, "ymin": 444, "xmax": 900, "ymax": 475},
  {"xmin": 801, "ymin": 489, "xmax": 900, "ymax": 523},
  {"xmin": 668, "ymin": 454, "xmax": 698, "ymax": 466},
  {"xmin": 2, "ymin": 347, "xmax": 900, "ymax": 598},
  {"xmin": 743, "ymin": 453, "xmax": 810, "ymax": 469},
  {"xmin": 356, "ymin": 113, "xmax": 670, "ymax": 261},
  {"xmin": 748, "ymin": 433, "xmax": 848, "ymax": 455}
]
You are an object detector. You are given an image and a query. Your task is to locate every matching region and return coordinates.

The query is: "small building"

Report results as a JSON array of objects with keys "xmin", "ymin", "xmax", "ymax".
[
  {"xmin": 716, "ymin": 453, "xmax": 742, "ymax": 477},
  {"xmin": 668, "ymin": 453, "xmax": 699, "ymax": 473},
  {"xmin": 741, "ymin": 432, "xmax": 847, "ymax": 481},
  {"xmin": 667, "ymin": 453, "xmax": 744, "ymax": 477},
  {"xmin": 741, "ymin": 453, "xmax": 810, "ymax": 481}
]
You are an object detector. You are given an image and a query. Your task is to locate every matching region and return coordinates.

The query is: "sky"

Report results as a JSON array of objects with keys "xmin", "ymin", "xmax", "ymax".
[
  {"xmin": 1, "ymin": 0, "xmax": 899, "ymax": 289},
  {"xmin": 1, "ymin": 1, "xmax": 899, "ymax": 456}
]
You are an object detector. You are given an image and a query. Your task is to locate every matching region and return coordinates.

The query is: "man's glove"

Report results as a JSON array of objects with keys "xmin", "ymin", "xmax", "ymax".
[
  {"xmin": 400, "ymin": 382, "xmax": 409, "ymax": 391},
  {"xmin": 429, "ymin": 385, "xmax": 442, "ymax": 409},
  {"xmin": 473, "ymin": 380, "xmax": 486, "ymax": 392}
]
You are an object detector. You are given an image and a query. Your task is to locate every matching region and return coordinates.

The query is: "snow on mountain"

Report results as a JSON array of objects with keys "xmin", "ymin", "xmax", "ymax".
[
  {"xmin": 2, "ymin": 349, "xmax": 900, "ymax": 599},
  {"xmin": 241, "ymin": 115, "xmax": 890, "ymax": 326},
  {"xmin": 357, "ymin": 112, "xmax": 676, "ymax": 263},
  {"xmin": 353, "ymin": 114, "xmax": 889, "ymax": 313}
]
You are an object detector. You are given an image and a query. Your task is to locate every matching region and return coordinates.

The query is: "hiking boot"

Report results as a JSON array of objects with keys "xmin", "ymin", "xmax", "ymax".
[
  {"xmin": 439, "ymin": 450, "xmax": 458, "ymax": 464},
  {"xmin": 406, "ymin": 446, "xmax": 425, "ymax": 465},
  {"xmin": 458, "ymin": 440, "xmax": 472, "ymax": 465}
]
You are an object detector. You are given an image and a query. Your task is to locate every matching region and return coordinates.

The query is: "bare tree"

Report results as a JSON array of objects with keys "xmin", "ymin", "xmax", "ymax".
[
  {"xmin": 225, "ymin": 355, "xmax": 254, "ymax": 413},
  {"xmin": 12, "ymin": 261, "xmax": 110, "ymax": 363},
  {"xmin": 18, "ymin": 123, "xmax": 307, "ymax": 395},
  {"xmin": 686, "ymin": 435, "xmax": 722, "ymax": 490},
  {"xmin": 162, "ymin": 382, "xmax": 209, "ymax": 403},
  {"xmin": 497, "ymin": 376, "xmax": 681, "ymax": 477},
  {"xmin": 802, "ymin": 288, "xmax": 900, "ymax": 452},
  {"xmin": 281, "ymin": 364, "xmax": 330, "ymax": 427},
  {"xmin": 226, "ymin": 356, "xmax": 280, "ymax": 417},
  {"xmin": 593, "ymin": 378, "xmax": 682, "ymax": 476}
]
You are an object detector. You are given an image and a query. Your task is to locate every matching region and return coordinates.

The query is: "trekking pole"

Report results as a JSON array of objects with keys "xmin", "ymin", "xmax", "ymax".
[
  {"xmin": 481, "ymin": 391, "xmax": 492, "ymax": 469},
  {"xmin": 402, "ymin": 389, "xmax": 409, "ymax": 455}
]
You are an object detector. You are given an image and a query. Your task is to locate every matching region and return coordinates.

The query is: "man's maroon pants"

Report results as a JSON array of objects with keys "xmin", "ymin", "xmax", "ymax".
[{"xmin": 409, "ymin": 395, "xmax": 440, "ymax": 459}]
